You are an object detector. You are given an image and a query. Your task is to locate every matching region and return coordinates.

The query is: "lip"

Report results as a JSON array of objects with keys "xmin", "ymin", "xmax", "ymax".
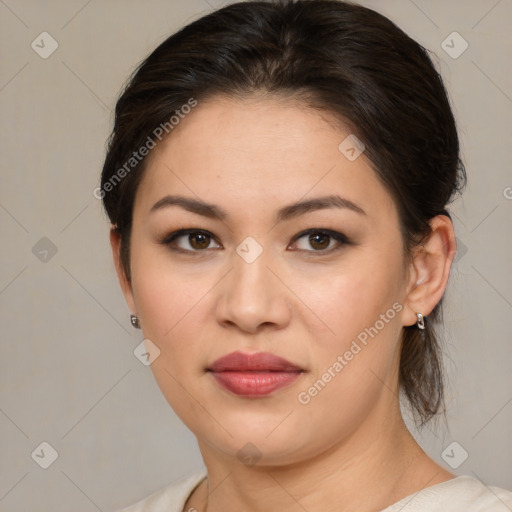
[
  {"xmin": 207, "ymin": 351, "xmax": 304, "ymax": 397},
  {"xmin": 208, "ymin": 351, "xmax": 303, "ymax": 372}
]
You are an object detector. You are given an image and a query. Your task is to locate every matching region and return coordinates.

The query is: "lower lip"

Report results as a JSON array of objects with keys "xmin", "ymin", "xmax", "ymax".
[{"xmin": 209, "ymin": 371, "xmax": 302, "ymax": 396}]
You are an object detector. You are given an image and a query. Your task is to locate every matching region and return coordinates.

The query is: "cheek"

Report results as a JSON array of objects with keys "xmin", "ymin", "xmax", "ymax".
[
  {"xmin": 289, "ymin": 250, "xmax": 403, "ymax": 345},
  {"xmin": 130, "ymin": 239, "xmax": 211, "ymax": 334},
  {"xmin": 128, "ymin": 243, "xmax": 220, "ymax": 385},
  {"xmin": 290, "ymin": 250, "xmax": 405, "ymax": 399},
  {"xmin": 129, "ymin": 258, "xmax": 215, "ymax": 423}
]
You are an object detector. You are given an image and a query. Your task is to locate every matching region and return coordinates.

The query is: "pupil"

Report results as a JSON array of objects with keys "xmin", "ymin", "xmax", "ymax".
[
  {"xmin": 190, "ymin": 233, "xmax": 209, "ymax": 249},
  {"xmin": 310, "ymin": 233, "xmax": 329, "ymax": 250}
]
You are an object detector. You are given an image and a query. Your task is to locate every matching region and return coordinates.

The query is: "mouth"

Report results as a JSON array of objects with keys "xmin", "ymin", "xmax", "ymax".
[{"xmin": 206, "ymin": 351, "xmax": 305, "ymax": 397}]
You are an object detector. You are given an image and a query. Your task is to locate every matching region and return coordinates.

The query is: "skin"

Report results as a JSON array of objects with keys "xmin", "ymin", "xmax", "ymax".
[{"xmin": 111, "ymin": 95, "xmax": 457, "ymax": 512}]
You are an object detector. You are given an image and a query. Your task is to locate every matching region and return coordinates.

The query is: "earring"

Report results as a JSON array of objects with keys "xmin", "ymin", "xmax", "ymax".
[
  {"xmin": 130, "ymin": 314, "xmax": 141, "ymax": 329},
  {"xmin": 416, "ymin": 313, "xmax": 425, "ymax": 330}
]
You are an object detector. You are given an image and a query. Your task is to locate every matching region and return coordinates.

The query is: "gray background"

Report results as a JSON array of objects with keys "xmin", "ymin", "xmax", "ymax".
[{"xmin": 0, "ymin": 0, "xmax": 511, "ymax": 510}]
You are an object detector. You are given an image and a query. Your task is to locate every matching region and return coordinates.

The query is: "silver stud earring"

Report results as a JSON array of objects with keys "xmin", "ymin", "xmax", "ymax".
[
  {"xmin": 130, "ymin": 314, "xmax": 141, "ymax": 329},
  {"xmin": 416, "ymin": 313, "xmax": 425, "ymax": 330}
]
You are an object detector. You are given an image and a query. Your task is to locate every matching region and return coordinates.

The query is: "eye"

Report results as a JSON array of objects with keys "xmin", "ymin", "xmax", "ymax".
[
  {"xmin": 160, "ymin": 228, "xmax": 349, "ymax": 254},
  {"xmin": 161, "ymin": 229, "xmax": 222, "ymax": 252},
  {"xmin": 289, "ymin": 229, "xmax": 350, "ymax": 253}
]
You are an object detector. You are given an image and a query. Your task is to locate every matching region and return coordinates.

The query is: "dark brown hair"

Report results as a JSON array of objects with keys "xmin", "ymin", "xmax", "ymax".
[{"xmin": 101, "ymin": 0, "xmax": 466, "ymax": 425}]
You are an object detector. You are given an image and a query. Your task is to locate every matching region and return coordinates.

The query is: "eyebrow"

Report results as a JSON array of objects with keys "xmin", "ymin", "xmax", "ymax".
[{"xmin": 149, "ymin": 194, "xmax": 366, "ymax": 221}]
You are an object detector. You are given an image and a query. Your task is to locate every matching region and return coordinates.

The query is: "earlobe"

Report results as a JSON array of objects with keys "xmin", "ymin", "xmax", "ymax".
[
  {"xmin": 402, "ymin": 215, "xmax": 457, "ymax": 327},
  {"xmin": 109, "ymin": 227, "xmax": 137, "ymax": 315}
]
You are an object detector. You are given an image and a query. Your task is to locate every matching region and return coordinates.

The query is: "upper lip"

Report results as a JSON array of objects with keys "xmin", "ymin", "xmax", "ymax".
[{"xmin": 208, "ymin": 351, "xmax": 303, "ymax": 372}]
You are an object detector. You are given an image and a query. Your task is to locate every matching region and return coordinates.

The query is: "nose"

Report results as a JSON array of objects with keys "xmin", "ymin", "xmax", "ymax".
[{"xmin": 215, "ymin": 244, "xmax": 292, "ymax": 334}]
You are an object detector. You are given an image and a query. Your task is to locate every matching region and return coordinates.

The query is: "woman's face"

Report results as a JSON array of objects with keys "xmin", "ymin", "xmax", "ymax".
[{"xmin": 115, "ymin": 96, "xmax": 419, "ymax": 466}]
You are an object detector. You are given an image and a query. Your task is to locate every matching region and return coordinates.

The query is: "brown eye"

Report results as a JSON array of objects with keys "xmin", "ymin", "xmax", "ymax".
[
  {"xmin": 188, "ymin": 232, "xmax": 211, "ymax": 250},
  {"xmin": 161, "ymin": 229, "xmax": 221, "ymax": 252},
  {"xmin": 290, "ymin": 229, "xmax": 350, "ymax": 253},
  {"xmin": 308, "ymin": 232, "xmax": 331, "ymax": 250}
]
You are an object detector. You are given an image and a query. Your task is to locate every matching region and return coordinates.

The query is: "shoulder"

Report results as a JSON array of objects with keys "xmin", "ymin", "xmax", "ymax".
[
  {"xmin": 383, "ymin": 475, "xmax": 512, "ymax": 512},
  {"xmin": 115, "ymin": 470, "xmax": 207, "ymax": 512}
]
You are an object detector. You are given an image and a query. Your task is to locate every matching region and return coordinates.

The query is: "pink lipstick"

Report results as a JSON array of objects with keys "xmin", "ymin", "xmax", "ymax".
[{"xmin": 207, "ymin": 351, "xmax": 304, "ymax": 397}]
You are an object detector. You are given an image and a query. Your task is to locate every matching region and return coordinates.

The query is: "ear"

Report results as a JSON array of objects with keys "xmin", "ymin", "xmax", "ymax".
[
  {"xmin": 402, "ymin": 215, "xmax": 457, "ymax": 327},
  {"xmin": 110, "ymin": 227, "xmax": 137, "ymax": 315}
]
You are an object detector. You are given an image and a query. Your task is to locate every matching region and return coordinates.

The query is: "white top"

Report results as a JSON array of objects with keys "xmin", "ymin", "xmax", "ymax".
[{"xmin": 117, "ymin": 470, "xmax": 512, "ymax": 512}]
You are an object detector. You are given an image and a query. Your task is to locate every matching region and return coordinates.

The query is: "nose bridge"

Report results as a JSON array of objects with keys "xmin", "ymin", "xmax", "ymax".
[
  {"xmin": 216, "ymin": 235, "xmax": 291, "ymax": 332},
  {"xmin": 230, "ymin": 235, "xmax": 275, "ymax": 306},
  {"xmin": 232, "ymin": 237, "xmax": 271, "ymax": 293}
]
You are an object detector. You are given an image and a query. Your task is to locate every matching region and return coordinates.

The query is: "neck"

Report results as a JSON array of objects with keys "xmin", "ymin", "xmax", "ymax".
[{"xmin": 187, "ymin": 401, "xmax": 453, "ymax": 512}]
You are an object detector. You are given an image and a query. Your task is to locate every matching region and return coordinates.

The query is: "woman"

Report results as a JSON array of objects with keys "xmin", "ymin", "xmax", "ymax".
[{"xmin": 101, "ymin": 1, "xmax": 512, "ymax": 510}]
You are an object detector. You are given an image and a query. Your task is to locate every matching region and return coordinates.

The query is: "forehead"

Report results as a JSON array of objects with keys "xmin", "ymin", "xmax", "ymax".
[{"xmin": 134, "ymin": 95, "xmax": 397, "ymax": 224}]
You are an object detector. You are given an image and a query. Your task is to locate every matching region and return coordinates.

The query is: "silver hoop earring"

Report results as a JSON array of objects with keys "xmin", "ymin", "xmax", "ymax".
[
  {"xmin": 416, "ymin": 313, "xmax": 425, "ymax": 330},
  {"xmin": 130, "ymin": 314, "xmax": 141, "ymax": 329}
]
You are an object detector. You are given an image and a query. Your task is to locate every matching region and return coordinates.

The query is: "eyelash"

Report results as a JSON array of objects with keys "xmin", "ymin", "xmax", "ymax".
[{"xmin": 159, "ymin": 228, "xmax": 351, "ymax": 255}]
